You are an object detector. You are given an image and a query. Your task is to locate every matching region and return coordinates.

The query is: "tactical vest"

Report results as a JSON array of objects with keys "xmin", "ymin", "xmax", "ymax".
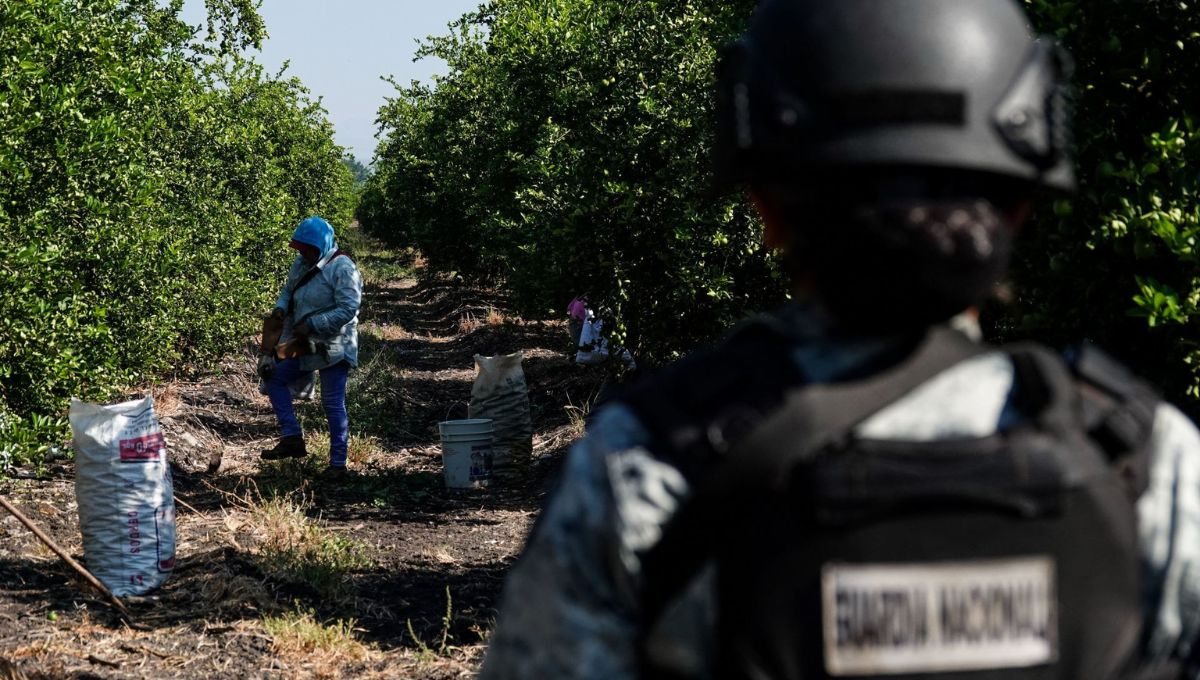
[{"xmin": 623, "ymin": 317, "xmax": 1171, "ymax": 680}]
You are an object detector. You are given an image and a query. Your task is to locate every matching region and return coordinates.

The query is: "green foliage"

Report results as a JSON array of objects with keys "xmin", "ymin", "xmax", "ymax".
[
  {"xmin": 360, "ymin": 0, "xmax": 783, "ymax": 361},
  {"xmin": 999, "ymin": 0, "xmax": 1200, "ymax": 406},
  {"xmin": 342, "ymin": 155, "xmax": 372, "ymax": 186},
  {"xmin": 365, "ymin": 0, "xmax": 1200, "ymax": 410},
  {"xmin": 0, "ymin": 0, "xmax": 356, "ymax": 464},
  {"xmin": 406, "ymin": 586, "xmax": 455, "ymax": 661}
]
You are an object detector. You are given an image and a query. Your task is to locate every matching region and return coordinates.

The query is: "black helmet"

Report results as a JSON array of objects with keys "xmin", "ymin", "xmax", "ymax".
[{"xmin": 716, "ymin": 0, "xmax": 1074, "ymax": 192}]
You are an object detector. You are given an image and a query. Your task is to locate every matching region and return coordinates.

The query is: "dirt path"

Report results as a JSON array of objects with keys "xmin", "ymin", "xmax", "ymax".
[{"xmin": 0, "ymin": 247, "xmax": 606, "ymax": 678}]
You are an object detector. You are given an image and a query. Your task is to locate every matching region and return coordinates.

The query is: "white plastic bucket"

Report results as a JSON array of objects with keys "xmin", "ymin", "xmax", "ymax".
[{"xmin": 438, "ymin": 419, "xmax": 494, "ymax": 488}]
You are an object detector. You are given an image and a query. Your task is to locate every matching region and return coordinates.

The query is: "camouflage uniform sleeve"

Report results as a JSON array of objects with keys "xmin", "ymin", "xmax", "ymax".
[
  {"xmin": 479, "ymin": 404, "xmax": 693, "ymax": 680},
  {"xmin": 1138, "ymin": 402, "xmax": 1200, "ymax": 673}
]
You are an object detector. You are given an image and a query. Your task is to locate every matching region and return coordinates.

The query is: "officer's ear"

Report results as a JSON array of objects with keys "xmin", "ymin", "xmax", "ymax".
[
  {"xmin": 1008, "ymin": 199, "xmax": 1035, "ymax": 233},
  {"xmin": 749, "ymin": 189, "xmax": 790, "ymax": 251}
]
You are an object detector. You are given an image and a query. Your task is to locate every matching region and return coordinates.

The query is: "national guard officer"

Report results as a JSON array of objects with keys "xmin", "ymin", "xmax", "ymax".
[{"xmin": 479, "ymin": 1, "xmax": 1200, "ymax": 678}]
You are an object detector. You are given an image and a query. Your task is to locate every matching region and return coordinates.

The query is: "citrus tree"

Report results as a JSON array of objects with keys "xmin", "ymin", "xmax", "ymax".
[
  {"xmin": 361, "ymin": 0, "xmax": 781, "ymax": 360},
  {"xmin": 364, "ymin": 0, "xmax": 1200, "ymax": 413},
  {"xmin": 997, "ymin": 0, "xmax": 1200, "ymax": 411},
  {"xmin": 0, "ymin": 0, "xmax": 355, "ymax": 466}
]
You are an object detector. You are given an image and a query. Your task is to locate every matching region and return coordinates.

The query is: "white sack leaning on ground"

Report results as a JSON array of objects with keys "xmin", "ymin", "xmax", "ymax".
[
  {"xmin": 575, "ymin": 317, "xmax": 609, "ymax": 366},
  {"xmin": 469, "ymin": 353, "xmax": 532, "ymax": 468},
  {"xmin": 69, "ymin": 396, "xmax": 176, "ymax": 597}
]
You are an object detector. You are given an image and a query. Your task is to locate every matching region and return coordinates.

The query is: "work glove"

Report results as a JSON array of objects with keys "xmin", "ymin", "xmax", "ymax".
[
  {"xmin": 256, "ymin": 353, "xmax": 277, "ymax": 382},
  {"xmin": 294, "ymin": 318, "xmax": 314, "ymax": 336}
]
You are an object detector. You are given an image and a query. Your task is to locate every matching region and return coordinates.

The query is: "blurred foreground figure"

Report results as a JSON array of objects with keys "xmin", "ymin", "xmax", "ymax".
[{"xmin": 480, "ymin": 1, "xmax": 1200, "ymax": 678}]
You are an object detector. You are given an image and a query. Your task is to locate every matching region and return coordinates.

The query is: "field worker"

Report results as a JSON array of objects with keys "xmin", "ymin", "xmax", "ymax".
[
  {"xmin": 258, "ymin": 216, "xmax": 363, "ymax": 477},
  {"xmin": 479, "ymin": 1, "xmax": 1200, "ymax": 679},
  {"xmin": 568, "ymin": 294, "xmax": 590, "ymax": 348}
]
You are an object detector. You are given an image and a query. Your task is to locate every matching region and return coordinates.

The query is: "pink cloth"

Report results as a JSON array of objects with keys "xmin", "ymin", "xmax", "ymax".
[{"xmin": 568, "ymin": 297, "xmax": 588, "ymax": 321}]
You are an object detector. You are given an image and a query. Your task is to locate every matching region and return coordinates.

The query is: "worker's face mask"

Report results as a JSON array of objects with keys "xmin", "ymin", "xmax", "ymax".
[{"xmin": 289, "ymin": 240, "xmax": 320, "ymax": 264}]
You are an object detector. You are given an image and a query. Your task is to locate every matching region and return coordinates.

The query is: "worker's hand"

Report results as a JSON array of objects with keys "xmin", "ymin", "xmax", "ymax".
[
  {"xmin": 294, "ymin": 318, "xmax": 314, "ymax": 336},
  {"xmin": 269, "ymin": 307, "xmax": 285, "ymax": 321},
  {"xmin": 256, "ymin": 354, "xmax": 276, "ymax": 382}
]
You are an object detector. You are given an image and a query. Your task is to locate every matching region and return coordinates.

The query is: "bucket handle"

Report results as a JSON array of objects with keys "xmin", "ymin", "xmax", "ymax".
[{"xmin": 445, "ymin": 401, "xmax": 470, "ymax": 422}]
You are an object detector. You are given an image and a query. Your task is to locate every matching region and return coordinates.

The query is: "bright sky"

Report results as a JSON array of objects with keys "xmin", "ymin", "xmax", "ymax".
[{"xmin": 181, "ymin": 0, "xmax": 483, "ymax": 165}]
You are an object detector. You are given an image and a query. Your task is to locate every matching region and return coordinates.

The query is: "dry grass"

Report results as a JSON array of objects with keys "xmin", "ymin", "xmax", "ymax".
[
  {"xmin": 532, "ymin": 423, "xmax": 585, "ymax": 459},
  {"xmin": 417, "ymin": 546, "xmax": 458, "ymax": 565},
  {"xmin": 457, "ymin": 312, "xmax": 483, "ymax": 335},
  {"xmin": 26, "ymin": 538, "xmax": 58, "ymax": 563},
  {"xmin": 150, "ymin": 383, "xmax": 184, "ymax": 419},
  {"xmin": 564, "ymin": 405, "xmax": 587, "ymax": 439},
  {"xmin": 563, "ymin": 390, "xmax": 598, "ymax": 439},
  {"xmin": 359, "ymin": 322, "xmax": 413, "ymax": 342},
  {"xmin": 222, "ymin": 488, "xmax": 372, "ymax": 599},
  {"xmin": 262, "ymin": 606, "xmax": 368, "ymax": 669},
  {"xmin": 193, "ymin": 569, "xmax": 277, "ymax": 618},
  {"xmin": 524, "ymin": 389, "xmax": 600, "ymax": 457},
  {"xmin": 485, "ymin": 307, "xmax": 505, "ymax": 326},
  {"xmin": 302, "ymin": 432, "xmax": 381, "ymax": 468},
  {"xmin": 346, "ymin": 435, "xmax": 380, "ymax": 467}
]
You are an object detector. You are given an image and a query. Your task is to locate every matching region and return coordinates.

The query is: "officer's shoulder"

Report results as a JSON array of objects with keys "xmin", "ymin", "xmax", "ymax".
[
  {"xmin": 1059, "ymin": 343, "xmax": 1147, "ymax": 395},
  {"xmin": 631, "ymin": 314, "xmax": 789, "ymax": 388},
  {"xmin": 613, "ymin": 312, "xmax": 801, "ymax": 435},
  {"xmin": 1056, "ymin": 342, "xmax": 1159, "ymax": 422},
  {"xmin": 993, "ymin": 339, "xmax": 1155, "ymax": 403},
  {"xmin": 1044, "ymin": 342, "xmax": 1161, "ymax": 455}
]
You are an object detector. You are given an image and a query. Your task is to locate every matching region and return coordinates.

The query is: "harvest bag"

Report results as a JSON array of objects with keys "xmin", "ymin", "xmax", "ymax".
[
  {"xmin": 70, "ymin": 396, "xmax": 176, "ymax": 597},
  {"xmin": 469, "ymin": 353, "xmax": 532, "ymax": 468}
]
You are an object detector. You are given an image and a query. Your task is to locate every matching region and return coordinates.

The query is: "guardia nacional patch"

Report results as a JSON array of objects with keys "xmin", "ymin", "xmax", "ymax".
[{"xmin": 821, "ymin": 557, "xmax": 1057, "ymax": 676}]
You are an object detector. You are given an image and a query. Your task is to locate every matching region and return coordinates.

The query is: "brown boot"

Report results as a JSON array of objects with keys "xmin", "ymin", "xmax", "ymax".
[{"xmin": 260, "ymin": 435, "xmax": 308, "ymax": 461}]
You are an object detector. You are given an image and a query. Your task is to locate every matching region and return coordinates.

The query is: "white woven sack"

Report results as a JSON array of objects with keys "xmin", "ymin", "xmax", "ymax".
[
  {"xmin": 69, "ymin": 396, "xmax": 176, "ymax": 597},
  {"xmin": 469, "ymin": 353, "xmax": 532, "ymax": 468},
  {"xmin": 575, "ymin": 318, "xmax": 611, "ymax": 365}
]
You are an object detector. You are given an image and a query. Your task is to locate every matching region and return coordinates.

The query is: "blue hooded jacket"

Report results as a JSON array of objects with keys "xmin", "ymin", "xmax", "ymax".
[
  {"xmin": 290, "ymin": 216, "xmax": 338, "ymax": 259},
  {"xmin": 274, "ymin": 217, "xmax": 362, "ymax": 370}
]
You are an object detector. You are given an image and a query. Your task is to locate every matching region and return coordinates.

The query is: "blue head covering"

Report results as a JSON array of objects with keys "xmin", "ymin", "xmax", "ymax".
[{"xmin": 290, "ymin": 216, "xmax": 337, "ymax": 259}]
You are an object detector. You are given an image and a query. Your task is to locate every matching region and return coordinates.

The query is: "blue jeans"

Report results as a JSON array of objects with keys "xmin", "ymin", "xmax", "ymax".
[{"xmin": 267, "ymin": 359, "xmax": 351, "ymax": 468}]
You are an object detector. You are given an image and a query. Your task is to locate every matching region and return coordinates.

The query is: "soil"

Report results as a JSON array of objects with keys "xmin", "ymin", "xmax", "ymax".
[{"xmin": 0, "ymin": 250, "xmax": 617, "ymax": 679}]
